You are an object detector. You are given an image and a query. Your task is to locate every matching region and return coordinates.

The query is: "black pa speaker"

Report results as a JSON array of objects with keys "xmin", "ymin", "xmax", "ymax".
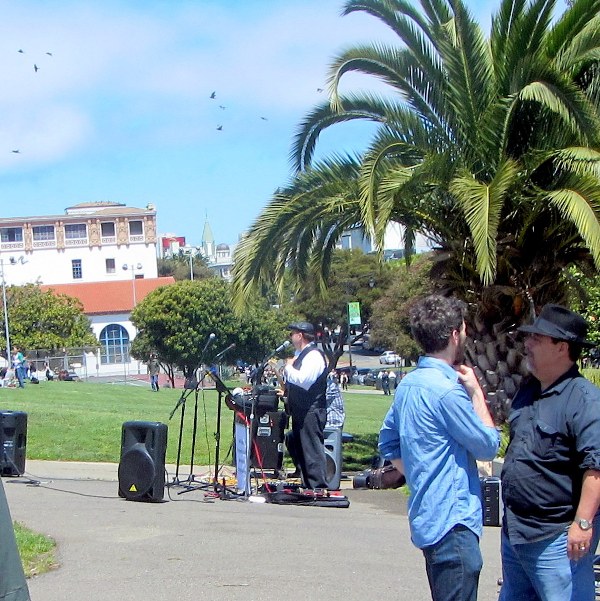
[
  {"xmin": 118, "ymin": 421, "xmax": 167, "ymax": 502},
  {"xmin": 0, "ymin": 411, "xmax": 27, "ymax": 476},
  {"xmin": 324, "ymin": 427, "xmax": 342, "ymax": 490},
  {"xmin": 480, "ymin": 476, "xmax": 502, "ymax": 527},
  {"xmin": 251, "ymin": 411, "xmax": 287, "ymax": 470}
]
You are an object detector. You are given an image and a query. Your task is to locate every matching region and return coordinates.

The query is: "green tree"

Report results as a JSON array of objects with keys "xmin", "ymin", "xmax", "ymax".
[
  {"xmin": 369, "ymin": 254, "xmax": 434, "ymax": 361},
  {"xmin": 566, "ymin": 266, "xmax": 600, "ymax": 345},
  {"xmin": 293, "ymin": 249, "xmax": 393, "ymax": 367},
  {"xmin": 0, "ymin": 285, "xmax": 96, "ymax": 357},
  {"xmin": 157, "ymin": 251, "xmax": 214, "ymax": 281},
  {"xmin": 232, "ymin": 0, "xmax": 600, "ymax": 415},
  {"xmin": 130, "ymin": 280, "xmax": 296, "ymax": 382}
]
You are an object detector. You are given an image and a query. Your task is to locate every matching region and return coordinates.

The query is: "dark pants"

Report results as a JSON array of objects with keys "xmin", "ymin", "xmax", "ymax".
[
  {"xmin": 422, "ymin": 524, "xmax": 482, "ymax": 601},
  {"xmin": 287, "ymin": 398, "xmax": 328, "ymax": 489},
  {"xmin": 0, "ymin": 478, "xmax": 30, "ymax": 600}
]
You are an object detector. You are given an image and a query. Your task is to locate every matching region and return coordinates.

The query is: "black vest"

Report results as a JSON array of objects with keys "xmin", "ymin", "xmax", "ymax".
[{"xmin": 287, "ymin": 343, "xmax": 327, "ymax": 409}]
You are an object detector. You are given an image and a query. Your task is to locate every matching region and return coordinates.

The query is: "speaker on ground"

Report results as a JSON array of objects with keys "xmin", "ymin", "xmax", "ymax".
[
  {"xmin": 118, "ymin": 421, "xmax": 167, "ymax": 502},
  {"xmin": 0, "ymin": 411, "xmax": 27, "ymax": 476},
  {"xmin": 324, "ymin": 427, "xmax": 342, "ymax": 490},
  {"xmin": 251, "ymin": 411, "xmax": 287, "ymax": 470}
]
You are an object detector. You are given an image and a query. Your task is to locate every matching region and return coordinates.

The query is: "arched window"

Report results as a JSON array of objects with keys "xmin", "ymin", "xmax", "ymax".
[{"xmin": 99, "ymin": 324, "xmax": 130, "ymax": 364}]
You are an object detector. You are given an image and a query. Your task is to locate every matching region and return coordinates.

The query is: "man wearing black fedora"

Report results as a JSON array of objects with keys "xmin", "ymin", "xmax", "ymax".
[
  {"xmin": 283, "ymin": 321, "xmax": 329, "ymax": 490},
  {"xmin": 500, "ymin": 304, "xmax": 600, "ymax": 601}
]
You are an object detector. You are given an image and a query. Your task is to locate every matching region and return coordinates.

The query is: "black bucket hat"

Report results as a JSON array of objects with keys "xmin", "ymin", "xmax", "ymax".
[
  {"xmin": 287, "ymin": 321, "xmax": 315, "ymax": 335},
  {"xmin": 517, "ymin": 304, "xmax": 595, "ymax": 347}
]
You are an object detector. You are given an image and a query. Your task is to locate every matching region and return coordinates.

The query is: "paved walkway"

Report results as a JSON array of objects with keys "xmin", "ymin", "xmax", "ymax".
[{"xmin": 4, "ymin": 460, "xmax": 504, "ymax": 601}]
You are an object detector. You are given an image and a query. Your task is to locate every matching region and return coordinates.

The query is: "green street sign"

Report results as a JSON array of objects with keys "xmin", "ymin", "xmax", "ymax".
[{"xmin": 348, "ymin": 301, "xmax": 362, "ymax": 326}]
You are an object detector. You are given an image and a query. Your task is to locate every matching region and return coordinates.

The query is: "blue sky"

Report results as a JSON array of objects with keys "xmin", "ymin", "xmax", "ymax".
[{"xmin": 0, "ymin": 0, "xmax": 567, "ymax": 246}]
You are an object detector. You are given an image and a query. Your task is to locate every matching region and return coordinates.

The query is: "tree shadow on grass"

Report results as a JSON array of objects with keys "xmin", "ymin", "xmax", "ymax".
[{"xmin": 342, "ymin": 432, "xmax": 381, "ymax": 472}]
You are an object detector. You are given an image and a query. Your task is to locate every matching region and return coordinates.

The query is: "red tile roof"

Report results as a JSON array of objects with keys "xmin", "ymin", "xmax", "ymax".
[{"xmin": 40, "ymin": 277, "xmax": 176, "ymax": 315}]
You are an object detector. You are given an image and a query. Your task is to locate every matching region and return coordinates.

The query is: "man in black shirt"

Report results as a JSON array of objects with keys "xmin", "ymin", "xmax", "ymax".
[{"xmin": 500, "ymin": 304, "xmax": 600, "ymax": 601}]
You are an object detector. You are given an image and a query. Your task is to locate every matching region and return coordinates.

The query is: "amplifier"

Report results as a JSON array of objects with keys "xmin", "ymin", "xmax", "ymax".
[
  {"xmin": 480, "ymin": 476, "xmax": 502, "ymax": 527},
  {"xmin": 251, "ymin": 410, "xmax": 287, "ymax": 470}
]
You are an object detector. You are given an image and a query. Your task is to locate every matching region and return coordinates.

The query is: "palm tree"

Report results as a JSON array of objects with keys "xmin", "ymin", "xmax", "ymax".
[{"xmin": 232, "ymin": 0, "xmax": 600, "ymax": 418}]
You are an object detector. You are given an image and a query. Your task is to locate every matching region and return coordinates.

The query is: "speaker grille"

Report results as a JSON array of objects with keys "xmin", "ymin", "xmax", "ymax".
[
  {"xmin": 118, "ymin": 421, "xmax": 167, "ymax": 502},
  {"xmin": 118, "ymin": 443, "xmax": 156, "ymax": 499}
]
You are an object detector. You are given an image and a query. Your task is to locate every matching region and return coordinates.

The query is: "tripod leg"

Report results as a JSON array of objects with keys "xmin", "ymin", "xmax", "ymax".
[
  {"xmin": 187, "ymin": 391, "xmax": 200, "ymax": 480},
  {"xmin": 173, "ymin": 399, "xmax": 186, "ymax": 483}
]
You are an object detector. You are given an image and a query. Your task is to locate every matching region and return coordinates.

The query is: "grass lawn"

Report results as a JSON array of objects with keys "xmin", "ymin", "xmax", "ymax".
[
  {"xmin": 14, "ymin": 522, "xmax": 57, "ymax": 578},
  {"xmin": 0, "ymin": 380, "xmax": 391, "ymax": 470}
]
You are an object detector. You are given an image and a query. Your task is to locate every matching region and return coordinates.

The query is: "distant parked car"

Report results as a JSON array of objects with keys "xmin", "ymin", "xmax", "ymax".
[
  {"xmin": 363, "ymin": 371, "xmax": 378, "ymax": 386},
  {"xmin": 379, "ymin": 351, "xmax": 400, "ymax": 365},
  {"xmin": 353, "ymin": 367, "xmax": 372, "ymax": 385}
]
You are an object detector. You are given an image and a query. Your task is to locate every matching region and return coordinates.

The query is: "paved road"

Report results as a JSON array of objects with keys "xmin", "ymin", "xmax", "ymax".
[{"xmin": 5, "ymin": 460, "xmax": 503, "ymax": 601}]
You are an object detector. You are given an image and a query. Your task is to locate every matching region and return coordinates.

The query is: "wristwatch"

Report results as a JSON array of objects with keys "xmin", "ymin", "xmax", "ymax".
[{"xmin": 575, "ymin": 517, "xmax": 593, "ymax": 531}]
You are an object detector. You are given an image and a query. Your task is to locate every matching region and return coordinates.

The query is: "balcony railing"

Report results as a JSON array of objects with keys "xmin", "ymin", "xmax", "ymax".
[
  {"xmin": 0, "ymin": 241, "xmax": 25, "ymax": 250},
  {"xmin": 32, "ymin": 240, "xmax": 57, "ymax": 248}
]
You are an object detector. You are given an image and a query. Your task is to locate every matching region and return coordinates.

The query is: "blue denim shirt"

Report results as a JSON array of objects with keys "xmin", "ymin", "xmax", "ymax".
[{"xmin": 379, "ymin": 356, "xmax": 500, "ymax": 548}]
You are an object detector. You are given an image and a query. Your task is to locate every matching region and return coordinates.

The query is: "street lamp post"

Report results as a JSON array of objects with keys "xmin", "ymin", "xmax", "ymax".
[
  {"xmin": 0, "ymin": 260, "xmax": 10, "ymax": 363},
  {"xmin": 122, "ymin": 263, "xmax": 143, "ymax": 378},
  {"xmin": 123, "ymin": 263, "xmax": 143, "ymax": 306},
  {"xmin": 0, "ymin": 256, "xmax": 27, "ymax": 365}
]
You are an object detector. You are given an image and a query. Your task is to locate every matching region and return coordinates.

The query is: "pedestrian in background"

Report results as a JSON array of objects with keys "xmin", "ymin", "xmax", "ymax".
[
  {"xmin": 147, "ymin": 353, "xmax": 160, "ymax": 392},
  {"xmin": 12, "ymin": 346, "xmax": 25, "ymax": 388}
]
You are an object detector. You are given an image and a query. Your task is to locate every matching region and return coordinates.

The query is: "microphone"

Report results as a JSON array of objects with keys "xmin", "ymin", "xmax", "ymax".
[
  {"xmin": 264, "ymin": 340, "xmax": 291, "ymax": 361},
  {"xmin": 214, "ymin": 343, "xmax": 236, "ymax": 360},
  {"xmin": 201, "ymin": 333, "xmax": 216, "ymax": 356}
]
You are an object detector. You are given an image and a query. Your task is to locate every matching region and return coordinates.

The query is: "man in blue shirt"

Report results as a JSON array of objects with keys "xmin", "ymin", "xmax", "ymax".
[{"xmin": 379, "ymin": 295, "xmax": 500, "ymax": 601}]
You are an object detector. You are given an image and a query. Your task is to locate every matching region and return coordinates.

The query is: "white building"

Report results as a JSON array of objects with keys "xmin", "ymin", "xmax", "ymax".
[
  {"xmin": 0, "ymin": 201, "xmax": 158, "ymax": 286},
  {"xmin": 40, "ymin": 277, "xmax": 175, "ymax": 377},
  {"xmin": 1, "ymin": 202, "xmax": 170, "ymax": 377},
  {"xmin": 338, "ymin": 222, "xmax": 435, "ymax": 258},
  {"xmin": 200, "ymin": 219, "xmax": 235, "ymax": 281}
]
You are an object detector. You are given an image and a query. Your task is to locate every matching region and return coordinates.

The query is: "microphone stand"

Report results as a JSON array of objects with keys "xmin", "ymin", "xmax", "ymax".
[
  {"xmin": 208, "ymin": 369, "xmax": 240, "ymax": 499},
  {"xmin": 167, "ymin": 333, "xmax": 215, "ymax": 491}
]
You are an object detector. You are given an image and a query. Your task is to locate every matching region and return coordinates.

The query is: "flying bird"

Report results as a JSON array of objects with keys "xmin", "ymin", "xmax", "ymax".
[
  {"xmin": 219, "ymin": 105, "xmax": 226, "ymax": 110},
  {"xmin": 34, "ymin": 64, "xmax": 39, "ymax": 72},
  {"xmin": 11, "ymin": 150, "xmax": 20, "ymax": 154},
  {"xmin": 17, "ymin": 49, "xmax": 24, "ymax": 54},
  {"xmin": 45, "ymin": 52, "xmax": 53, "ymax": 56},
  {"xmin": 216, "ymin": 125, "xmax": 223, "ymax": 131},
  {"xmin": 260, "ymin": 116, "xmax": 268, "ymax": 121},
  {"xmin": 316, "ymin": 88, "xmax": 324, "ymax": 92},
  {"xmin": 210, "ymin": 91, "xmax": 216, "ymax": 99}
]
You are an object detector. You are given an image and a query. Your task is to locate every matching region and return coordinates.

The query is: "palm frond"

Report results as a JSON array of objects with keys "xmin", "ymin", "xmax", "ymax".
[{"xmin": 450, "ymin": 159, "xmax": 520, "ymax": 284}]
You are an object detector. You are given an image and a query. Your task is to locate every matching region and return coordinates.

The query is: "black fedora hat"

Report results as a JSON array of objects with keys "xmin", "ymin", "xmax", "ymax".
[
  {"xmin": 287, "ymin": 321, "xmax": 315, "ymax": 335},
  {"xmin": 518, "ymin": 304, "xmax": 595, "ymax": 347}
]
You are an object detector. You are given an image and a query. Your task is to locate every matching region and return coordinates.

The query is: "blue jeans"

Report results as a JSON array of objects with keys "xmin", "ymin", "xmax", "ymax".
[
  {"xmin": 422, "ymin": 524, "xmax": 483, "ymax": 601},
  {"xmin": 499, "ymin": 518, "xmax": 600, "ymax": 601},
  {"xmin": 15, "ymin": 366, "xmax": 25, "ymax": 388}
]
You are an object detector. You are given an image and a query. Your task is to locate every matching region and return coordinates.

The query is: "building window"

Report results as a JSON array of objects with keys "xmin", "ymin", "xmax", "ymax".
[
  {"xmin": 65, "ymin": 223, "xmax": 87, "ymax": 240},
  {"xmin": 32, "ymin": 225, "xmax": 55, "ymax": 241},
  {"xmin": 99, "ymin": 324, "xmax": 130, "ymax": 365},
  {"xmin": 129, "ymin": 221, "xmax": 143, "ymax": 236},
  {"xmin": 72, "ymin": 259, "xmax": 82, "ymax": 279},
  {"xmin": 105, "ymin": 258, "xmax": 116, "ymax": 273},
  {"xmin": 101, "ymin": 222, "xmax": 115, "ymax": 237},
  {"xmin": 0, "ymin": 227, "xmax": 23, "ymax": 243}
]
